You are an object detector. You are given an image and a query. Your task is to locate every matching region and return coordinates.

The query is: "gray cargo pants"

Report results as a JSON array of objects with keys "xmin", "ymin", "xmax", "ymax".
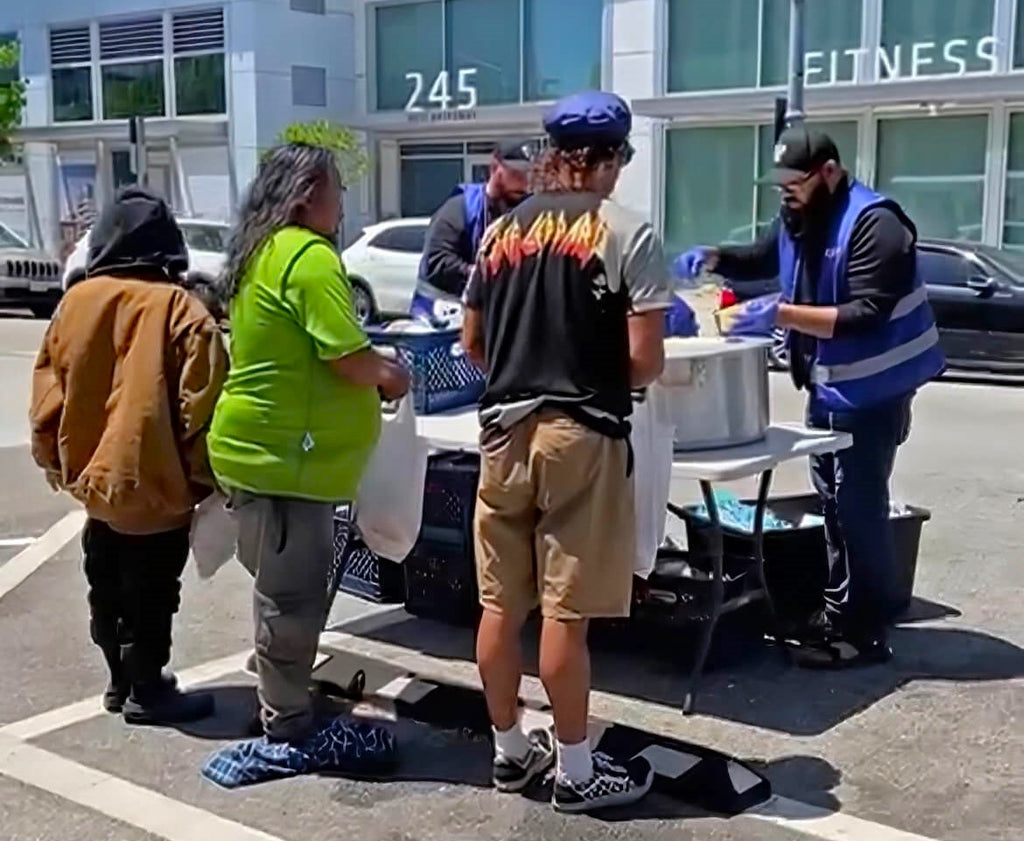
[{"xmin": 233, "ymin": 493, "xmax": 335, "ymax": 742}]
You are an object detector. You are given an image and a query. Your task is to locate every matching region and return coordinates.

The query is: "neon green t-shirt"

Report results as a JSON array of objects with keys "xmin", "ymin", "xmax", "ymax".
[{"xmin": 208, "ymin": 226, "xmax": 381, "ymax": 502}]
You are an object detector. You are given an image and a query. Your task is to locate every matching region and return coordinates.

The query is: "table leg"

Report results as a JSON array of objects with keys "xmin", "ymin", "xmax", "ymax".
[
  {"xmin": 683, "ymin": 479, "xmax": 725, "ymax": 716},
  {"xmin": 751, "ymin": 469, "xmax": 791, "ymax": 663}
]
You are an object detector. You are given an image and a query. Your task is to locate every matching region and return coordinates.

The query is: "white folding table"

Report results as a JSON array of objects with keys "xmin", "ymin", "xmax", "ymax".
[{"xmin": 416, "ymin": 407, "xmax": 852, "ymax": 714}]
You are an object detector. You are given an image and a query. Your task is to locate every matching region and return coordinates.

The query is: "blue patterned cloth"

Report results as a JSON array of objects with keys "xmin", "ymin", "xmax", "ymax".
[
  {"xmin": 201, "ymin": 717, "xmax": 397, "ymax": 789},
  {"xmin": 690, "ymin": 490, "xmax": 794, "ymax": 534}
]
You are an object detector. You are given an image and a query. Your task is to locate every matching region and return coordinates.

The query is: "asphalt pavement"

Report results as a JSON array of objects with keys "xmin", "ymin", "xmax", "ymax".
[{"xmin": 0, "ymin": 310, "xmax": 1021, "ymax": 841}]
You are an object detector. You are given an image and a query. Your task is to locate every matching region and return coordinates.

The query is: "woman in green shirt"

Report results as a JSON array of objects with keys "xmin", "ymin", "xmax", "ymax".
[{"xmin": 208, "ymin": 144, "xmax": 409, "ymax": 744}]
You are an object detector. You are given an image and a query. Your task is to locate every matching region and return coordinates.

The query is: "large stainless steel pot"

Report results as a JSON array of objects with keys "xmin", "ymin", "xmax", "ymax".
[{"xmin": 652, "ymin": 337, "xmax": 771, "ymax": 452}]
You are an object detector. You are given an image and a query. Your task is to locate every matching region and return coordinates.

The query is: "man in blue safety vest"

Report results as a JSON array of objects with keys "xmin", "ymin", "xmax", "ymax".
[
  {"xmin": 410, "ymin": 140, "xmax": 533, "ymax": 324},
  {"xmin": 674, "ymin": 124, "xmax": 945, "ymax": 668}
]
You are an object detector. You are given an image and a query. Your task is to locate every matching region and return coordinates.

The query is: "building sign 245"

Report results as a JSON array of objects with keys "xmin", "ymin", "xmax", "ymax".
[{"xmin": 405, "ymin": 68, "xmax": 478, "ymax": 112}]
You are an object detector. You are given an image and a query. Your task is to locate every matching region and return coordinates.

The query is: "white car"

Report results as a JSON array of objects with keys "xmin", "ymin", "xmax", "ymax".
[
  {"xmin": 341, "ymin": 217, "xmax": 431, "ymax": 321},
  {"xmin": 0, "ymin": 222, "xmax": 63, "ymax": 318},
  {"xmin": 63, "ymin": 217, "xmax": 230, "ymax": 291}
]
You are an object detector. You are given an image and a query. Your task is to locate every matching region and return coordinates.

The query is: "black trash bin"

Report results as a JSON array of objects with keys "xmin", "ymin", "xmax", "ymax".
[{"xmin": 680, "ymin": 493, "xmax": 931, "ymax": 624}]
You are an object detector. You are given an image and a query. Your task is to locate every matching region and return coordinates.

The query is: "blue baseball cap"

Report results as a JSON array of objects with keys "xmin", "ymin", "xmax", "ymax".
[{"xmin": 543, "ymin": 90, "xmax": 632, "ymax": 149}]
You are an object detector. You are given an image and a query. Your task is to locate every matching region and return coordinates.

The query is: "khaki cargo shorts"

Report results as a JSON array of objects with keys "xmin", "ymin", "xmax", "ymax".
[{"xmin": 474, "ymin": 410, "xmax": 636, "ymax": 622}]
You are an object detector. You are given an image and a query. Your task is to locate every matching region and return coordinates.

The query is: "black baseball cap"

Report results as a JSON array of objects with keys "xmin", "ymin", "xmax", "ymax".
[
  {"xmin": 494, "ymin": 139, "xmax": 535, "ymax": 171},
  {"xmin": 758, "ymin": 123, "xmax": 841, "ymax": 185}
]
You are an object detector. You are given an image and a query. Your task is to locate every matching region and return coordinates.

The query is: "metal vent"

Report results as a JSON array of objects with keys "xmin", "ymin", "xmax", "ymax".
[
  {"xmin": 49, "ymin": 27, "xmax": 92, "ymax": 65},
  {"xmin": 173, "ymin": 9, "xmax": 225, "ymax": 54},
  {"xmin": 99, "ymin": 17, "xmax": 163, "ymax": 60}
]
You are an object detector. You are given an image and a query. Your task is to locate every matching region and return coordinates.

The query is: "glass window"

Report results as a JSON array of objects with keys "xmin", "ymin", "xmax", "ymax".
[
  {"xmin": 102, "ymin": 61, "xmax": 165, "ymax": 119},
  {"xmin": 1003, "ymin": 114, "xmax": 1024, "ymax": 250},
  {"xmin": 290, "ymin": 0, "xmax": 326, "ymax": 12},
  {"xmin": 180, "ymin": 223, "xmax": 229, "ymax": 253},
  {"xmin": 371, "ymin": 224, "xmax": 429, "ymax": 253},
  {"xmin": 664, "ymin": 126, "xmax": 757, "ymax": 256},
  {"xmin": 880, "ymin": 0, "xmax": 995, "ymax": 80},
  {"xmin": 175, "ymin": 54, "xmax": 226, "ymax": 115},
  {"xmin": 292, "ymin": 65, "xmax": 327, "ymax": 107},
  {"xmin": 401, "ymin": 158, "xmax": 463, "ymax": 217},
  {"xmin": 53, "ymin": 67, "xmax": 94, "ymax": 122},
  {"xmin": 524, "ymin": 0, "xmax": 602, "ymax": 101},
  {"xmin": 667, "ymin": 0, "xmax": 758, "ymax": 92},
  {"xmin": 375, "ymin": 1, "xmax": 443, "ymax": 111},
  {"xmin": 917, "ymin": 249, "xmax": 970, "ymax": 286},
  {"xmin": 0, "ymin": 33, "xmax": 17, "ymax": 87},
  {"xmin": 755, "ymin": 121, "xmax": 859, "ymax": 234},
  {"xmin": 762, "ymin": 0, "xmax": 863, "ymax": 87},
  {"xmin": 446, "ymin": 0, "xmax": 520, "ymax": 106},
  {"xmin": 876, "ymin": 115, "xmax": 987, "ymax": 242},
  {"xmin": 1016, "ymin": 0, "xmax": 1024, "ymax": 68}
]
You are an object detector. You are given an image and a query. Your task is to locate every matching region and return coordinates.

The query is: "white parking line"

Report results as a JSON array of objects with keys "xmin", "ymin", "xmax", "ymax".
[
  {"xmin": 0, "ymin": 650, "xmax": 249, "ymax": 741},
  {"xmin": 0, "ymin": 511, "xmax": 86, "ymax": 600},
  {"xmin": 0, "ymin": 536, "xmax": 35, "ymax": 547},
  {"xmin": 0, "ymin": 734, "xmax": 286, "ymax": 841},
  {"xmin": 0, "ymin": 631, "xmax": 949, "ymax": 841}
]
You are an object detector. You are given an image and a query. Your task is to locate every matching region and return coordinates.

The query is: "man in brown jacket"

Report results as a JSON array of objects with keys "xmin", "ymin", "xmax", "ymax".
[{"xmin": 31, "ymin": 187, "xmax": 228, "ymax": 725}]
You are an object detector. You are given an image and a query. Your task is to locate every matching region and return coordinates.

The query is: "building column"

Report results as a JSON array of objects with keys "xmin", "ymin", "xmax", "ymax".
[
  {"xmin": 21, "ymin": 142, "xmax": 60, "ymax": 255},
  {"xmin": 609, "ymin": 0, "xmax": 658, "ymax": 219}
]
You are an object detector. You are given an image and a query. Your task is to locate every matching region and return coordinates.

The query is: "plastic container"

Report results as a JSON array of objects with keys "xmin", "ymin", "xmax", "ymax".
[
  {"xmin": 680, "ymin": 493, "xmax": 930, "ymax": 622},
  {"xmin": 367, "ymin": 324, "xmax": 485, "ymax": 415},
  {"xmin": 331, "ymin": 508, "xmax": 405, "ymax": 604},
  {"xmin": 403, "ymin": 453, "xmax": 481, "ymax": 626}
]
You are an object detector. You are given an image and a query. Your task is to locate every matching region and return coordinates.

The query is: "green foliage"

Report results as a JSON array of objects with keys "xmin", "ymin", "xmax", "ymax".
[
  {"xmin": 0, "ymin": 38, "xmax": 27, "ymax": 159},
  {"xmin": 277, "ymin": 120, "xmax": 370, "ymax": 187}
]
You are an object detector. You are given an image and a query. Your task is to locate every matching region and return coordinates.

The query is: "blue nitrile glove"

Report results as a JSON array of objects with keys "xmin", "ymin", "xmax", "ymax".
[
  {"xmin": 665, "ymin": 294, "xmax": 700, "ymax": 337},
  {"xmin": 719, "ymin": 293, "xmax": 780, "ymax": 337},
  {"xmin": 672, "ymin": 247, "xmax": 711, "ymax": 280}
]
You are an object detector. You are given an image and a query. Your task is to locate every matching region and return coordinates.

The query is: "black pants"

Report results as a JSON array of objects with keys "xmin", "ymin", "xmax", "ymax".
[
  {"xmin": 807, "ymin": 394, "xmax": 913, "ymax": 639},
  {"xmin": 82, "ymin": 519, "xmax": 190, "ymax": 687}
]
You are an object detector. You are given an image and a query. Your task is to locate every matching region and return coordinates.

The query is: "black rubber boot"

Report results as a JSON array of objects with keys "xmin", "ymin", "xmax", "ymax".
[{"xmin": 100, "ymin": 644, "xmax": 129, "ymax": 714}]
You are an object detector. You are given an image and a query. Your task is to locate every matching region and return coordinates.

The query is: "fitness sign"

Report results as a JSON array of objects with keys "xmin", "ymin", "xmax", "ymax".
[
  {"xmin": 807, "ymin": 35, "xmax": 999, "ymax": 86},
  {"xmin": 404, "ymin": 67, "xmax": 479, "ymax": 123}
]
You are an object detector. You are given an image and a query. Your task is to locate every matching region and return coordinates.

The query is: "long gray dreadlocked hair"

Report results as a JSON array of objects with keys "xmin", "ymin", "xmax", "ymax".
[{"xmin": 219, "ymin": 143, "xmax": 339, "ymax": 299}]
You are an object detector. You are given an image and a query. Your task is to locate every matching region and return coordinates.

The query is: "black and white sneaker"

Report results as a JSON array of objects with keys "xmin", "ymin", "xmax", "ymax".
[
  {"xmin": 492, "ymin": 728, "xmax": 556, "ymax": 793},
  {"xmin": 552, "ymin": 753, "xmax": 654, "ymax": 813}
]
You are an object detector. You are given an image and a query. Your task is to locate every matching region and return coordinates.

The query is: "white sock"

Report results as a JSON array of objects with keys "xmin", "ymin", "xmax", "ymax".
[
  {"xmin": 557, "ymin": 738, "xmax": 593, "ymax": 783},
  {"xmin": 493, "ymin": 723, "xmax": 530, "ymax": 761}
]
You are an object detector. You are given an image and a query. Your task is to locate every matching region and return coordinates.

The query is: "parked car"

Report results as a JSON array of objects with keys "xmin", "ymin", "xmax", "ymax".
[
  {"xmin": 62, "ymin": 217, "xmax": 230, "ymax": 292},
  {"xmin": 715, "ymin": 239, "xmax": 1024, "ymax": 375},
  {"xmin": 341, "ymin": 217, "xmax": 431, "ymax": 321},
  {"xmin": 0, "ymin": 222, "xmax": 63, "ymax": 319}
]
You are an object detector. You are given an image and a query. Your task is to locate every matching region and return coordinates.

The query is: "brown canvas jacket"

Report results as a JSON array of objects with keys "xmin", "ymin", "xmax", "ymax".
[{"xmin": 30, "ymin": 275, "xmax": 228, "ymax": 535}]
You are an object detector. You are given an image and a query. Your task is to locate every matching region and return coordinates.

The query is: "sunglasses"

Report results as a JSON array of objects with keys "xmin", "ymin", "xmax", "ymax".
[{"xmin": 775, "ymin": 168, "xmax": 822, "ymax": 194}]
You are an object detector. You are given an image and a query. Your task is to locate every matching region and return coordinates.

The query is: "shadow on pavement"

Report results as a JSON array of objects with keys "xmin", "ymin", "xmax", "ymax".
[{"xmin": 348, "ymin": 608, "xmax": 1024, "ymax": 738}]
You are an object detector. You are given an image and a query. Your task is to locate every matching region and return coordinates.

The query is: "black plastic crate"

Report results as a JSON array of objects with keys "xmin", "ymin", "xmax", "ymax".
[
  {"xmin": 332, "ymin": 509, "xmax": 405, "ymax": 604},
  {"xmin": 403, "ymin": 453, "xmax": 481, "ymax": 626},
  {"xmin": 404, "ymin": 531, "xmax": 481, "ymax": 627},
  {"xmin": 420, "ymin": 451, "xmax": 479, "ymax": 541},
  {"xmin": 681, "ymin": 493, "xmax": 930, "ymax": 623}
]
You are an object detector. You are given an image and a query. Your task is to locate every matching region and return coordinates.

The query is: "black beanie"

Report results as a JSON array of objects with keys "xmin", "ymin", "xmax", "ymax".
[{"xmin": 87, "ymin": 186, "xmax": 189, "ymax": 279}]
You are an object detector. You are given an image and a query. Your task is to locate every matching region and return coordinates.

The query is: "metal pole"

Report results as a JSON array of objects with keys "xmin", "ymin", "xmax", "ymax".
[{"xmin": 785, "ymin": 0, "xmax": 806, "ymax": 125}]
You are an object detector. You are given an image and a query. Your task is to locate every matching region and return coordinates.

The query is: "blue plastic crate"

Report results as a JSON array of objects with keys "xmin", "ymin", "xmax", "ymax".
[
  {"xmin": 367, "ymin": 326, "xmax": 485, "ymax": 415},
  {"xmin": 331, "ymin": 508, "xmax": 405, "ymax": 605}
]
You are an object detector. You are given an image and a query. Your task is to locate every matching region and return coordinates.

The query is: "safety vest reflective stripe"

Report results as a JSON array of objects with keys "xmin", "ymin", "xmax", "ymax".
[
  {"xmin": 889, "ymin": 285, "xmax": 927, "ymax": 320},
  {"xmin": 813, "ymin": 324, "xmax": 939, "ymax": 384}
]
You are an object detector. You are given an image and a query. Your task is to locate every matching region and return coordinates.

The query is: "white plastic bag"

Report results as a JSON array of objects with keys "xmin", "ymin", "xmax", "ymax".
[
  {"xmin": 189, "ymin": 491, "xmax": 238, "ymax": 580},
  {"xmin": 355, "ymin": 396, "xmax": 429, "ymax": 562},
  {"xmin": 631, "ymin": 388, "xmax": 675, "ymax": 579}
]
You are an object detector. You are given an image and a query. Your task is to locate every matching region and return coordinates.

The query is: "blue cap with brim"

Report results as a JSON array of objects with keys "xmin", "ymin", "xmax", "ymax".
[{"xmin": 543, "ymin": 90, "xmax": 632, "ymax": 149}]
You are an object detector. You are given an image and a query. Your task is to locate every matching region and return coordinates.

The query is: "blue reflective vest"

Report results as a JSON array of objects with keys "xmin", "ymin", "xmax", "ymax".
[
  {"xmin": 415, "ymin": 182, "xmax": 488, "ymax": 303},
  {"xmin": 778, "ymin": 180, "xmax": 945, "ymax": 411}
]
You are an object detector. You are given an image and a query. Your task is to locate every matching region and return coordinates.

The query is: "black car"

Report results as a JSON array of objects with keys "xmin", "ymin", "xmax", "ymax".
[{"xmin": 716, "ymin": 240, "xmax": 1024, "ymax": 374}]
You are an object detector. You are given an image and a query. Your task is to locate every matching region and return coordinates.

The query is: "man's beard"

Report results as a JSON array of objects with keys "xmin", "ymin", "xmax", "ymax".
[{"xmin": 781, "ymin": 180, "xmax": 833, "ymax": 241}]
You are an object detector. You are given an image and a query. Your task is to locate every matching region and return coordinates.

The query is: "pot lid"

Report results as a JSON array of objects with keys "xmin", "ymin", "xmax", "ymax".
[{"xmin": 664, "ymin": 336, "xmax": 773, "ymax": 361}]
